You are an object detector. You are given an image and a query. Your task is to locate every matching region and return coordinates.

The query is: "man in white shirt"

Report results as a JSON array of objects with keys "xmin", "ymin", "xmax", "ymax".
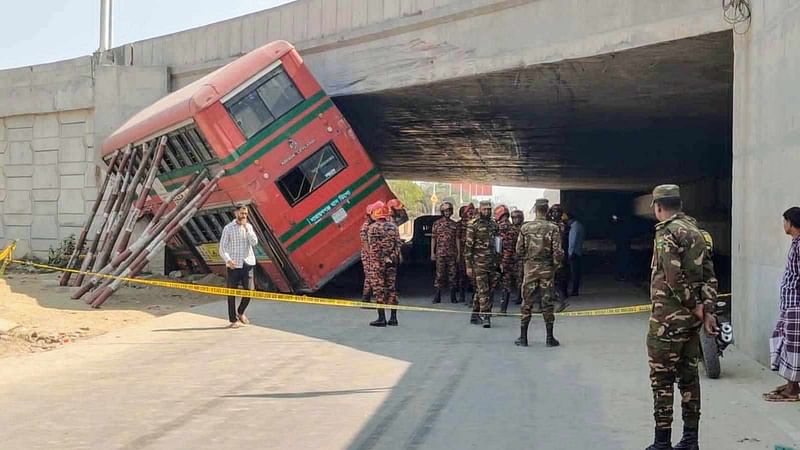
[{"xmin": 219, "ymin": 204, "xmax": 259, "ymax": 328}]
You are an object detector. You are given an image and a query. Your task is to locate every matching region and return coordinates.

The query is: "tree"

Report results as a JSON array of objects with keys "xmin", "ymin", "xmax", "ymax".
[{"xmin": 387, "ymin": 180, "xmax": 428, "ymax": 219}]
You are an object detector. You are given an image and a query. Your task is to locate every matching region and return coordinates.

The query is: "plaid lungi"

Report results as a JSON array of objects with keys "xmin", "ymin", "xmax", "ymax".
[{"xmin": 770, "ymin": 307, "xmax": 800, "ymax": 382}]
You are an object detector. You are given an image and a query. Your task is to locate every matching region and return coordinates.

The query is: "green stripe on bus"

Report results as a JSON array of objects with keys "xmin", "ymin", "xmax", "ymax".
[
  {"xmin": 286, "ymin": 177, "xmax": 385, "ymax": 254},
  {"xmin": 158, "ymin": 163, "xmax": 205, "ymax": 183},
  {"xmin": 226, "ymin": 99, "xmax": 334, "ymax": 176},
  {"xmin": 219, "ymin": 90, "xmax": 327, "ymax": 166},
  {"xmin": 279, "ymin": 168, "xmax": 378, "ymax": 243}
]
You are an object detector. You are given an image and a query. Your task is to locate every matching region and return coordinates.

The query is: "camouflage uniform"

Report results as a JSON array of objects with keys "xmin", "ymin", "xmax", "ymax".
[
  {"xmin": 647, "ymin": 211, "xmax": 716, "ymax": 432},
  {"xmin": 499, "ymin": 219, "xmax": 521, "ymax": 292},
  {"xmin": 360, "ymin": 217, "xmax": 373, "ymax": 299},
  {"xmin": 432, "ymin": 217, "xmax": 458, "ymax": 289},
  {"xmin": 465, "ymin": 213, "xmax": 499, "ymax": 317},
  {"xmin": 368, "ymin": 219, "xmax": 401, "ymax": 306},
  {"xmin": 457, "ymin": 215, "xmax": 472, "ymax": 296},
  {"xmin": 517, "ymin": 217, "xmax": 563, "ymax": 327}
]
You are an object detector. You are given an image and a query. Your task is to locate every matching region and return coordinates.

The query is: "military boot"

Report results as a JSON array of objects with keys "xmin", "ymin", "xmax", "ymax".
[
  {"xmin": 482, "ymin": 314, "xmax": 492, "ymax": 328},
  {"xmin": 470, "ymin": 313, "xmax": 481, "ymax": 325},
  {"xmin": 545, "ymin": 322, "xmax": 560, "ymax": 347},
  {"xmin": 672, "ymin": 428, "xmax": 698, "ymax": 450},
  {"xmin": 645, "ymin": 429, "xmax": 673, "ymax": 450},
  {"xmin": 500, "ymin": 290, "xmax": 510, "ymax": 314},
  {"xmin": 432, "ymin": 289, "xmax": 441, "ymax": 304},
  {"xmin": 450, "ymin": 288, "xmax": 458, "ymax": 303},
  {"xmin": 370, "ymin": 309, "xmax": 387, "ymax": 327},
  {"xmin": 514, "ymin": 322, "xmax": 529, "ymax": 347},
  {"xmin": 387, "ymin": 309, "xmax": 398, "ymax": 326}
]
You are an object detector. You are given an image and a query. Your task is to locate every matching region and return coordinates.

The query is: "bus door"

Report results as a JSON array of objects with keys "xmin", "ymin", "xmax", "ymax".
[
  {"xmin": 183, "ymin": 206, "xmax": 294, "ymax": 292},
  {"xmin": 246, "ymin": 206, "xmax": 305, "ymax": 292}
]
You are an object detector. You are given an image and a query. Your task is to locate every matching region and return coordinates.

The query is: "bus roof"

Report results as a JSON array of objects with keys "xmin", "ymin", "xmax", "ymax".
[{"xmin": 102, "ymin": 40, "xmax": 295, "ymax": 155}]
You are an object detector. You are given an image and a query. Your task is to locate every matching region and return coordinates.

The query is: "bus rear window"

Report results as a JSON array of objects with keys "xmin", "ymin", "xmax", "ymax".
[
  {"xmin": 277, "ymin": 143, "xmax": 347, "ymax": 206},
  {"xmin": 225, "ymin": 67, "xmax": 304, "ymax": 139}
]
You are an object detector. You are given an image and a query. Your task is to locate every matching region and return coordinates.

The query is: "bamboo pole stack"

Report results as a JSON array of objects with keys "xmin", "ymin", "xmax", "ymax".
[{"xmin": 62, "ymin": 135, "xmax": 223, "ymax": 307}]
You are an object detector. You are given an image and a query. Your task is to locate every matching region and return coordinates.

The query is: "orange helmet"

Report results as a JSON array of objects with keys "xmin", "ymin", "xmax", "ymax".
[
  {"xmin": 366, "ymin": 201, "xmax": 384, "ymax": 216},
  {"xmin": 494, "ymin": 205, "xmax": 510, "ymax": 221},
  {"xmin": 370, "ymin": 204, "xmax": 391, "ymax": 221},
  {"xmin": 387, "ymin": 199, "xmax": 404, "ymax": 210}
]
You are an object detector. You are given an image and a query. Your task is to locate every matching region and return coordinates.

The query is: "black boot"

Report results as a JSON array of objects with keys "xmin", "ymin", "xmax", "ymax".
[
  {"xmin": 673, "ymin": 427, "xmax": 698, "ymax": 450},
  {"xmin": 450, "ymin": 288, "xmax": 458, "ymax": 303},
  {"xmin": 470, "ymin": 312, "xmax": 481, "ymax": 325},
  {"xmin": 546, "ymin": 322, "xmax": 560, "ymax": 347},
  {"xmin": 432, "ymin": 289, "xmax": 441, "ymax": 304},
  {"xmin": 500, "ymin": 290, "xmax": 510, "ymax": 314},
  {"xmin": 482, "ymin": 314, "xmax": 492, "ymax": 328},
  {"xmin": 387, "ymin": 309, "xmax": 398, "ymax": 326},
  {"xmin": 514, "ymin": 323, "xmax": 529, "ymax": 346},
  {"xmin": 646, "ymin": 428, "xmax": 673, "ymax": 450},
  {"xmin": 370, "ymin": 309, "xmax": 387, "ymax": 327}
]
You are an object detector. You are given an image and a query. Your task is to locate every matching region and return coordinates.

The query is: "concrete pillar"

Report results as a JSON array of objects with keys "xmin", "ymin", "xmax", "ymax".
[{"xmin": 732, "ymin": 1, "xmax": 800, "ymax": 365}]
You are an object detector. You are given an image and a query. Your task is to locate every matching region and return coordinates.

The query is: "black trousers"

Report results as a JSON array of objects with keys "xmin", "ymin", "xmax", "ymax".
[
  {"xmin": 569, "ymin": 254, "xmax": 582, "ymax": 295},
  {"xmin": 227, "ymin": 265, "xmax": 254, "ymax": 322}
]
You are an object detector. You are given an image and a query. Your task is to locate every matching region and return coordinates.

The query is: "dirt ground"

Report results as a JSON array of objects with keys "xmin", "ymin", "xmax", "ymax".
[{"xmin": 0, "ymin": 267, "xmax": 223, "ymax": 358}]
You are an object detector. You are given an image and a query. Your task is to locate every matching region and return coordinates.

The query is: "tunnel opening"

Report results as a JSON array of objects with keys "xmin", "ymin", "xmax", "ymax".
[{"xmin": 326, "ymin": 30, "xmax": 733, "ymax": 305}]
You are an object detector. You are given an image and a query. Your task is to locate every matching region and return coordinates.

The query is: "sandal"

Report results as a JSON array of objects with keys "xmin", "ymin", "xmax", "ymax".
[
  {"xmin": 238, "ymin": 314, "xmax": 250, "ymax": 325},
  {"xmin": 762, "ymin": 390, "xmax": 800, "ymax": 402}
]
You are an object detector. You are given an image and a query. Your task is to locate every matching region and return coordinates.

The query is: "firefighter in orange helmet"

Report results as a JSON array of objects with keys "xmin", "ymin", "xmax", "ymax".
[{"xmin": 367, "ymin": 204, "xmax": 401, "ymax": 326}]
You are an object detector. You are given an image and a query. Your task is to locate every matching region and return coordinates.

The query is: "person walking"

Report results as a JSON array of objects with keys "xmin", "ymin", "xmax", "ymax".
[
  {"xmin": 764, "ymin": 206, "xmax": 800, "ymax": 402},
  {"xmin": 495, "ymin": 205, "xmax": 520, "ymax": 313},
  {"xmin": 219, "ymin": 204, "xmax": 259, "ymax": 328},
  {"xmin": 645, "ymin": 184, "xmax": 718, "ymax": 450}
]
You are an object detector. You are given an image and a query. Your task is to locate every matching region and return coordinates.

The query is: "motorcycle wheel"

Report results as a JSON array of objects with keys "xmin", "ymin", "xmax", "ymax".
[{"xmin": 700, "ymin": 331, "xmax": 721, "ymax": 379}]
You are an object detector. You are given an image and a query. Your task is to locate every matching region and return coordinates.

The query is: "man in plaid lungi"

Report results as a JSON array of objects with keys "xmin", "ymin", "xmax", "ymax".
[{"xmin": 765, "ymin": 206, "xmax": 800, "ymax": 402}]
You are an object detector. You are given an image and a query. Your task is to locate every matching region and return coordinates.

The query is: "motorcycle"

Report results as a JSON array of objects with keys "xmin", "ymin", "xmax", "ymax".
[{"xmin": 700, "ymin": 295, "xmax": 734, "ymax": 379}]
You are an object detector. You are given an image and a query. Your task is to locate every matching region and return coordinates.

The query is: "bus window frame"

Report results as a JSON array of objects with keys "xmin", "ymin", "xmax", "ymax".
[
  {"xmin": 223, "ymin": 65, "xmax": 305, "ymax": 140},
  {"xmin": 276, "ymin": 142, "xmax": 348, "ymax": 207}
]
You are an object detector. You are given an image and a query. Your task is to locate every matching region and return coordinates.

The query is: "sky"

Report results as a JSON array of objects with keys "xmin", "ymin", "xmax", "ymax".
[{"xmin": 0, "ymin": 0, "xmax": 293, "ymax": 70}]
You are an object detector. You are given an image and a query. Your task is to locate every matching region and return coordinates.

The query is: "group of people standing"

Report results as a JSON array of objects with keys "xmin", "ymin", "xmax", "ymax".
[{"xmin": 427, "ymin": 198, "xmax": 580, "ymax": 346}]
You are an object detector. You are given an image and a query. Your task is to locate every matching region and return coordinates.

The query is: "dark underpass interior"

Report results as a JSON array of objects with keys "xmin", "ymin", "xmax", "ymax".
[{"xmin": 326, "ymin": 30, "xmax": 734, "ymax": 297}]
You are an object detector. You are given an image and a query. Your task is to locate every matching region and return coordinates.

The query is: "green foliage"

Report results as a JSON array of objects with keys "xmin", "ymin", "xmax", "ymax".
[
  {"xmin": 387, "ymin": 180, "xmax": 428, "ymax": 219},
  {"xmin": 48, "ymin": 235, "xmax": 77, "ymax": 268}
]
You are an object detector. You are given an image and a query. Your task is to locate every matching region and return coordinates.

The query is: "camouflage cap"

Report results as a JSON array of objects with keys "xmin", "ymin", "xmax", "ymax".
[
  {"xmin": 651, "ymin": 184, "xmax": 681, "ymax": 206},
  {"xmin": 534, "ymin": 198, "xmax": 549, "ymax": 207},
  {"xmin": 478, "ymin": 200, "xmax": 492, "ymax": 209}
]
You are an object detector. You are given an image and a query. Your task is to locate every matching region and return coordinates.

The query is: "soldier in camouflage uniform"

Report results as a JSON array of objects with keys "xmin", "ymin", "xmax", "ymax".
[
  {"xmin": 515, "ymin": 198, "xmax": 563, "ymax": 347},
  {"xmin": 360, "ymin": 202, "xmax": 382, "ymax": 303},
  {"xmin": 367, "ymin": 204, "xmax": 401, "ymax": 327},
  {"xmin": 495, "ymin": 205, "xmax": 520, "ymax": 314},
  {"xmin": 465, "ymin": 200, "xmax": 500, "ymax": 328},
  {"xmin": 547, "ymin": 204, "xmax": 571, "ymax": 312},
  {"xmin": 457, "ymin": 203, "xmax": 475, "ymax": 304},
  {"xmin": 510, "ymin": 210, "xmax": 525, "ymax": 305},
  {"xmin": 431, "ymin": 202, "xmax": 459, "ymax": 303},
  {"xmin": 646, "ymin": 184, "xmax": 718, "ymax": 450}
]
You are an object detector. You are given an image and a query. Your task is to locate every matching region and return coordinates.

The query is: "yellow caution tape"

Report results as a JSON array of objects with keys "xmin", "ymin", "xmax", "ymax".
[
  {"xmin": 0, "ymin": 242, "xmax": 16, "ymax": 276},
  {"xmin": 2, "ymin": 254, "xmax": 729, "ymax": 318}
]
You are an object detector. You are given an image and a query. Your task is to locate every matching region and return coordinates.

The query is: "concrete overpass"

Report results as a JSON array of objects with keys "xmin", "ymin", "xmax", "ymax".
[{"xmin": 1, "ymin": 0, "xmax": 798, "ymax": 365}]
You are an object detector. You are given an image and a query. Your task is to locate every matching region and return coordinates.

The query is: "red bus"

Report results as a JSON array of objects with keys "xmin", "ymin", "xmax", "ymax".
[{"xmin": 102, "ymin": 41, "xmax": 399, "ymax": 292}]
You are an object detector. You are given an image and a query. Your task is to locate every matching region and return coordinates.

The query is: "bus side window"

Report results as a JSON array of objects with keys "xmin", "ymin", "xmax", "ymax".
[
  {"xmin": 277, "ymin": 143, "xmax": 347, "ymax": 206},
  {"xmin": 225, "ymin": 67, "xmax": 304, "ymax": 139}
]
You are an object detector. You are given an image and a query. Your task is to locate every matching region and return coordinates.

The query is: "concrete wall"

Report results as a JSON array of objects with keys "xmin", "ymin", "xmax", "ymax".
[{"xmin": 732, "ymin": 0, "xmax": 800, "ymax": 365}]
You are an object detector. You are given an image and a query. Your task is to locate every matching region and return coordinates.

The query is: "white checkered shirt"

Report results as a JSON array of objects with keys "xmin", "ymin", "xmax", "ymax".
[{"xmin": 219, "ymin": 220, "xmax": 258, "ymax": 268}]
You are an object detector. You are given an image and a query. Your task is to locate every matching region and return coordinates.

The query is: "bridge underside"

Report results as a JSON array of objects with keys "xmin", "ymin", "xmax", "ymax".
[{"xmin": 335, "ymin": 31, "xmax": 732, "ymax": 190}]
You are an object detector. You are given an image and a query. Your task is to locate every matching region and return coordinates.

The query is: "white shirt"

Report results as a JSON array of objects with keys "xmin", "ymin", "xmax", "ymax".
[{"xmin": 219, "ymin": 220, "xmax": 258, "ymax": 268}]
